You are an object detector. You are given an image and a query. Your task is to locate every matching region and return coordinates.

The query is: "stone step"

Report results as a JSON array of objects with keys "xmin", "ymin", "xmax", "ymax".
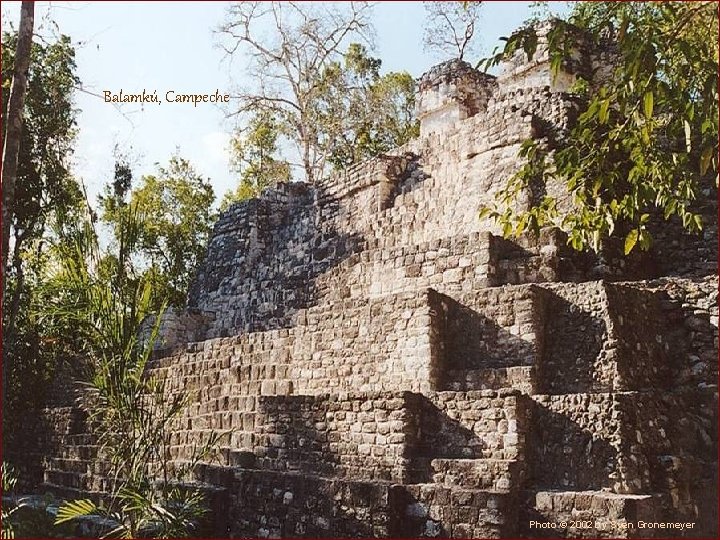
[
  {"xmin": 40, "ymin": 481, "xmax": 86, "ymax": 497},
  {"xmin": 62, "ymin": 433, "xmax": 96, "ymax": 446},
  {"xmin": 54, "ymin": 444, "xmax": 99, "ymax": 461},
  {"xmin": 313, "ymin": 228, "xmax": 567, "ymax": 306},
  {"xmin": 392, "ymin": 483, "xmax": 520, "ymax": 538},
  {"xmin": 521, "ymin": 490, "xmax": 670, "ymax": 538},
  {"xmin": 46, "ymin": 457, "xmax": 112, "ymax": 476},
  {"xmin": 444, "ymin": 366, "xmax": 535, "ymax": 393},
  {"xmin": 416, "ymin": 389, "xmax": 526, "ymax": 462},
  {"xmin": 46, "ymin": 457, "xmax": 90, "ymax": 474},
  {"xmin": 150, "ymin": 281, "xmax": 545, "ymax": 398},
  {"xmin": 43, "ymin": 469, "xmax": 100, "ymax": 492},
  {"xmin": 45, "ymin": 470, "xmax": 101, "ymax": 492},
  {"xmin": 428, "ymin": 458, "xmax": 523, "ymax": 491},
  {"xmin": 314, "ymin": 231, "xmax": 494, "ymax": 302}
]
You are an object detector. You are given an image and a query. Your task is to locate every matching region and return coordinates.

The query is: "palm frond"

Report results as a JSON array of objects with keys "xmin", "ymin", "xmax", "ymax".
[{"xmin": 54, "ymin": 498, "xmax": 98, "ymax": 525}]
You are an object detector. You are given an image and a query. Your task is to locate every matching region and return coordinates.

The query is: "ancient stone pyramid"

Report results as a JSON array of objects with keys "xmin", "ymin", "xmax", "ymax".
[{"xmin": 24, "ymin": 20, "xmax": 718, "ymax": 538}]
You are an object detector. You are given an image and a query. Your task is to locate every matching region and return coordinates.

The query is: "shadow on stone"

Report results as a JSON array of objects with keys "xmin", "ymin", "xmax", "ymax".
[
  {"xmin": 187, "ymin": 182, "xmax": 366, "ymax": 339},
  {"xmin": 526, "ymin": 399, "xmax": 616, "ymax": 491},
  {"xmin": 535, "ymin": 290, "xmax": 606, "ymax": 394}
]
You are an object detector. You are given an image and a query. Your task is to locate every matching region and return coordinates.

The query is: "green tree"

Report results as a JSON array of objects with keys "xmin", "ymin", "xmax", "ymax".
[
  {"xmin": 481, "ymin": 2, "xmax": 718, "ymax": 253},
  {"xmin": 2, "ymin": 1, "xmax": 34, "ymax": 280},
  {"xmin": 219, "ymin": 3, "xmax": 421, "ymax": 183},
  {"xmin": 43, "ymin": 205, "xmax": 220, "ymax": 538},
  {"xmin": 316, "ymin": 43, "xmax": 419, "ymax": 171},
  {"xmin": 1, "ymin": 28, "xmax": 83, "ymax": 432},
  {"xmin": 218, "ymin": 1, "xmax": 374, "ymax": 182},
  {"xmin": 100, "ymin": 154, "xmax": 216, "ymax": 309},
  {"xmin": 221, "ymin": 111, "xmax": 291, "ymax": 209}
]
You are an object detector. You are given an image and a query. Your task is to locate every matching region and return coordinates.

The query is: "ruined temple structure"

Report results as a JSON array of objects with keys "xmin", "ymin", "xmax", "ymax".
[{"xmin": 15, "ymin": 20, "xmax": 718, "ymax": 538}]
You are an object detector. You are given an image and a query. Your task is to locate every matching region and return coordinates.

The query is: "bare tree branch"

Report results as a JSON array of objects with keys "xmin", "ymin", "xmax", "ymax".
[
  {"xmin": 423, "ymin": 1, "xmax": 483, "ymax": 61},
  {"xmin": 216, "ymin": 1, "xmax": 374, "ymax": 183}
]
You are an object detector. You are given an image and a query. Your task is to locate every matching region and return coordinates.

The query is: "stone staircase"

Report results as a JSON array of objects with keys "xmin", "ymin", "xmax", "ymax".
[
  {"xmin": 31, "ymin": 276, "xmax": 717, "ymax": 538},
  {"xmin": 444, "ymin": 366, "xmax": 536, "ymax": 393}
]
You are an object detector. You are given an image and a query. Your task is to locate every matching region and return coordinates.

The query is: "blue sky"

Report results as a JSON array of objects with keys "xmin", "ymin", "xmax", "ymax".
[{"xmin": 2, "ymin": 1, "xmax": 569, "ymax": 205}]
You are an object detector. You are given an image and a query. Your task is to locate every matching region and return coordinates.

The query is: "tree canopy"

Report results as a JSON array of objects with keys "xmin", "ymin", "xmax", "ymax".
[
  {"xmin": 221, "ymin": 111, "xmax": 291, "ymax": 209},
  {"xmin": 1, "ymin": 27, "xmax": 84, "ymax": 427},
  {"xmin": 100, "ymin": 154, "xmax": 216, "ymax": 309},
  {"xmin": 314, "ymin": 43, "xmax": 418, "ymax": 171},
  {"xmin": 218, "ymin": 1, "xmax": 418, "ymax": 186}
]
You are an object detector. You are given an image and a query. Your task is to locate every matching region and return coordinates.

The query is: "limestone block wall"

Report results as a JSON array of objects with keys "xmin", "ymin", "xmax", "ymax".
[
  {"xmin": 496, "ymin": 19, "xmax": 594, "ymax": 93},
  {"xmin": 142, "ymin": 307, "xmax": 215, "ymax": 350},
  {"xmin": 528, "ymin": 392, "xmax": 650, "ymax": 495},
  {"xmin": 289, "ymin": 289, "xmax": 443, "ymax": 394},
  {"xmin": 227, "ymin": 470, "xmax": 394, "ymax": 538},
  {"xmin": 146, "ymin": 284, "xmax": 543, "ymax": 465},
  {"xmin": 314, "ymin": 232, "xmax": 494, "ymax": 301},
  {"xmin": 537, "ymin": 278, "xmax": 719, "ymax": 397},
  {"xmin": 186, "ymin": 182, "xmax": 340, "ymax": 337},
  {"xmin": 606, "ymin": 276, "xmax": 718, "ymax": 390},
  {"xmin": 183, "ymin": 86, "xmax": 584, "ymax": 342},
  {"xmin": 625, "ymin": 389, "xmax": 718, "ymax": 523},
  {"xmin": 528, "ymin": 385, "xmax": 717, "ymax": 502},
  {"xmin": 8, "ymin": 406, "xmax": 86, "ymax": 488},
  {"xmin": 415, "ymin": 59, "xmax": 498, "ymax": 136},
  {"xmin": 386, "ymin": 88, "xmax": 580, "ymax": 248},
  {"xmin": 253, "ymin": 392, "xmax": 418, "ymax": 483},
  {"xmin": 211, "ymin": 390, "xmax": 529, "ymax": 539},
  {"xmin": 417, "ymin": 391, "xmax": 527, "ymax": 462},
  {"xmin": 177, "ymin": 62, "xmax": 708, "ymax": 347},
  {"xmin": 30, "ymin": 276, "xmax": 717, "ymax": 535},
  {"xmin": 435, "ymin": 285, "xmax": 544, "ymax": 396},
  {"xmin": 539, "ymin": 282, "xmax": 641, "ymax": 395},
  {"xmin": 525, "ymin": 490, "xmax": 662, "ymax": 539},
  {"xmin": 391, "ymin": 483, "xmax": 520, "ymax": 538},
  {"xmin": 604, "ymin": 284, "xmax": 672, "ymax": 389},
  {"xmin": 650, "ymin": 189, "xmax": 718, "ymax": 278},
  {"xmin": 655, "ymin": 276, "xmax": 718, "ymax": 387}
]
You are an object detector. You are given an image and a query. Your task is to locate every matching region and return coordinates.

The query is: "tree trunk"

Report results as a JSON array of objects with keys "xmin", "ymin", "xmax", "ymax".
[
  {"xmin": 2, "ymin": 0, "xmax": 35, "ymax": 411},
  {"xmin": 4, "ymin": 237, "xmax": 25, "ymax": 362},
  {"xmin": 2, "ymin": 1, "xmax": 34, "ymax": 275}
]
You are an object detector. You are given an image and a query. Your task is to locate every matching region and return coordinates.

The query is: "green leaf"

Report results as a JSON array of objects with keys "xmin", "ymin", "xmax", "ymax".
[
  {"xmin": 693, "ymin": 214, "xmax": 703, "ymax": 231},
  {"xmin": 502, "ymin": 221, "xmax": 513, "ymax": 238},
  {"xmin": 55, "ymin": 499, "xmax": 98, "ymax": 524},
  {"xmin": 624, "ymin": 229, "xmax": 639, "ymax": 255},
  {"xmin": 663, "ymin": 199, "xmax": 677, "ymax": 219},
  {"xmin": 598, "ymin": 100, "xmax": 609, "ymax": 124},
  {"xmin": 643, "ymin": 92, "xmax": 653, "ymax": 119},
  {"xmin": 682, "ymin": 211, "xmax": 691, "ymax": 227},
  {"xmin": 550, "ymin": 55, "xmax": 562, "ymax": 81},
  {"xmin": 570, "ymin": 234, "xmax": 583, "ymax": 251},
  {"xmin": 700, "ymin": 147, "xmax": 713, "ymax": 175},
  {"xmin": 478, "ymin": 207, "xmax": 492, "ymax": 220},
  {"xmin": 684, "ymin": 120, "xmax": 692, "ymax": 152},
  {"xmin": 638, "ymin": 229, "xmax": 652, "ymax": 250},
  {"xmin": 640, "ymin": 126, "xmax": 650, "ymax": 145}
]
